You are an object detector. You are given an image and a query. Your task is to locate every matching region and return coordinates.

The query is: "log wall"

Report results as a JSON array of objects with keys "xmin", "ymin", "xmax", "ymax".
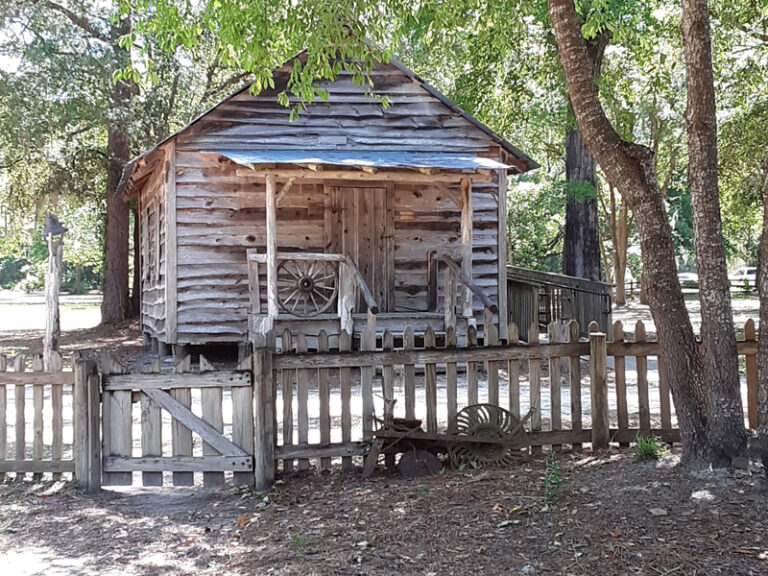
[{"xmin": 139, "ymin": 156, "xmax": 167, "ymax": 341}]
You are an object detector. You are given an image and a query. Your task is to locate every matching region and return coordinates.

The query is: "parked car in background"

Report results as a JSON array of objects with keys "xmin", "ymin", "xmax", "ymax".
[
  {"xmin": 677, "ymin": 272, "xmax": 699, "ymax": 288},
  {"xmin": 728, "ymin": 266, "xmax": 757, "ymax": 289}
]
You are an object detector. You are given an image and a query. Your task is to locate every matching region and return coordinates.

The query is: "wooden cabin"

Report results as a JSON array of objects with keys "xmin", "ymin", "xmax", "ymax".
[{"xmin": 119, "ymin": 55, "xmax": 538, "ymax": 351}]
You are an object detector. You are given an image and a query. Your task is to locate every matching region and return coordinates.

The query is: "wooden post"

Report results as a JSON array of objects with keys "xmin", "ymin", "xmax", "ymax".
[
  {"xmin": 485, "ymin": 308, "xmax": 499, "ymax": 406},
  {"xmin": 445, "ymin": 326, "xmax": 458, "ymax": 431},
  {"xmin": 141, "ymin": 357, "xmax": 163, "ymax": 487},
  {"xmin": 44, "ymin": 234, "xmax": 63, "ymax": 371},
  {"xmin": 460, "ymin": 177, "xmax": 473, "ymax": 318},
  {"xmin": 281, "ymin": 329, "xmax": 294, "ymax": 474},
  {"xmin": 14, "ymin": 354, "xmax": 25, "ymax": 466},
  {"xmin": 234, "ymin": 341, "xmax": 257, "ymax": 485},
  {"xmin": 74, "ymin": 358, "xmax": 100, "ymax": 491},
  {"xmin": 497, "ymin": 169, "xmax": 509, "ymax": 342},
  {"xmin": 382, "ymin": 330, "xmax": 395, "ymax": 468},
  {"xmin": 444, "ymin": 264, "xmax": 457, "ymax": 331},
  {"xmin": 568, "ymin": 321, "xmax": 582, "ymax": 450},
  {"xmin": 165, "ymin": 141, "xmax": 178, "ymax": 343},
  {"xmin": 745, "ymin": 319, "xmax": 758, "ymax": 429},
  {"xmin": 613, "ymin": 321, "xmax": 628, "ymax": 447},
  {"xmin": 424, "ymin": 326, "xmax": 438, "ymax": 434},
  {"xmin": 339, "ymin": 330, "xmax": 353, "ymax": 472},
  {"xmin": 547, "ymin": 323, "xmax": 561, "ymax": 449},
  {"xmin": 361, "ymin": 310, "xmax": 376, "ymax": 438},
  {"xmin": 636, "ymin": 321, "xmax": 651, "ymax": 431},
  {"xmin": 528, "ymin": 324, "xmax": 541, "ymax": 454},
  {"xmin": 32, "ymin": 355, "xmax": 43, "ymax": 481},
  {"xmin": 427, "ymin": 250, "xmax": 438, "ymax": 313},
  {"xmin": 171, "ymin": 356, "xmax": 194, "ymax": 486},
  {"xmin": 338, "ymin": 262, "xmax": 355, "ymax": 334},
  {"xmin": 254, "ymin": 338, "xmax": 275, "ymax": 491},
  {"xmin": 507, "ymin": 323, "xmax": 520, "ymax": 420},
  {"xmin": 589, "ymin": 331, "xmax": 609, "ymax": 450},
  {"xmin": 265, "ymin": 174, "xmax": 279, "ymax": 320},
  {"xmin": 318, "ymin": 330, "xmax": 331, "ymax": 471}
]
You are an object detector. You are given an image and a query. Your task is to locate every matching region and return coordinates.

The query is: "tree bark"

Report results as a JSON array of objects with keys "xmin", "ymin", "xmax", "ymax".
[
  {"xmin": 563, "ymin": 33, "xmax": 608, "ymax": 283},
  {"xmin": 681, "ymin": 0, "xmax": 746, "ymax": 465},
  {"xmin": 100, "ymin": 20, "xmax": 133, "ymax": 325},
  {"xmin": 548, "ymin": 0, "xmax": 712, "ymax": 467},
  {"xmin": 756, "ymin": 163, "xmax": 768, "ymax": 468}
]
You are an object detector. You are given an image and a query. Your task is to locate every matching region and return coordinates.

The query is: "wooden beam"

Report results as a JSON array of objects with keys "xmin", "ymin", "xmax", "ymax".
[
  {"xmin": 102, "ymin": 370, "xmax": 252, "ymax": 391},
  {"xmin": 497, "ymin": 170, "xmax": 509, "ymax": 341},
  {"xmin": 103, "ymin": 455, "xmax": 252, "ymax": 472},
  {"xmin": 436, "ymin": 182, "xmax": 462, "ymax": 208},
  {"xmin": 235, "ymin": 168, "xmax": 494, "ymax": 183},
  {"xmin": 274, "ymin": 341, "xmax": 591, "ymax": 369},
  {"xmin": 275, "ymin": 177, "xmax": 296, "ymax": 206},
  {"xmin": 460, "ymin": 177, "xmax": 473, "ymax": 318},
  {"xmin": 142, "ymin": 387, "xmax": 249, "ymax": 457},
  {"xmin": 265, "ymin": 174, "xmax": 279, "ymax": 319},
  {"xmin": 165, "ymin": 140, "xmax": 178, "ymax": 343}
]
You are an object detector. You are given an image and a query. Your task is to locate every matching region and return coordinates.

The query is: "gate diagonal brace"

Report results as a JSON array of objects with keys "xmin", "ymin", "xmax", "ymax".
[{"xmin": 141, "ymin": 388, "xmax": 248, "ymax": 457}]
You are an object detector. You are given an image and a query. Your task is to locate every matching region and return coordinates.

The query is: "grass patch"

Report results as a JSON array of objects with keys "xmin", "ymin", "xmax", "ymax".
[
  {"xmin": 633, "ymin": 434, "xmax": 667, "ymax": 462},
  {"xmin": 543, "ymin": 455, "xmax": 563, "ymax": 503}
]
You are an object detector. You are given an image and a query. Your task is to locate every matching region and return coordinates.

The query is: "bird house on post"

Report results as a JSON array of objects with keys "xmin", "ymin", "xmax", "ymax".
[{"xmin": 43, "ymin": 213, "xmax": 67, "ymax": 371}]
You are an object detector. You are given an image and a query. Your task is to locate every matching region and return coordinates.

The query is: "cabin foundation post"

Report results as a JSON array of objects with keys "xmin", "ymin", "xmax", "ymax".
[
  {"xmin": 173, "ymin": 344, "xmax": 188, "ymax": 361},
  {"xmin": 460, "ymin": 177, "xmax": 474, "ymax": 320},
  {"xmin": 157, "ymin": 340, "xmax": 170, "ymax": 357}
]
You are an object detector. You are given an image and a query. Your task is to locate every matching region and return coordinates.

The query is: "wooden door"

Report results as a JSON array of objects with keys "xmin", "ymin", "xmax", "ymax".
[{"xmin": 327, "ymin": 186, "xmax": 394, "ymax": 312}]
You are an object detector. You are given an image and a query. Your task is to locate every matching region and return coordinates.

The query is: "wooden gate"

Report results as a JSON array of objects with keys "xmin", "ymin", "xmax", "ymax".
[{"xmin": 100, "ymin": 354, "xmax": 255, "ymax": 487}]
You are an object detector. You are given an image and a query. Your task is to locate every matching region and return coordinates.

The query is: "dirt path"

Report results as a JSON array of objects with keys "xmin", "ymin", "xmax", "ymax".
[{"xmin": 0, "ymin": 451, "xmax": 765, "ymax": 576}]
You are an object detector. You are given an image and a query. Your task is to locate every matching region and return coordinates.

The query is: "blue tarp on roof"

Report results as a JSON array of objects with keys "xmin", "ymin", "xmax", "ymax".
[{"xmin": 215, "ymin": 150, "xmax": 511, "ymax": 170}]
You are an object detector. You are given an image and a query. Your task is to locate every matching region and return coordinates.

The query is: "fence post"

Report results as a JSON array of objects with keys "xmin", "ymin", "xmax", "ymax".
[
  {"xmin": 745, "ymin": 319, "xmax": 758, "ymax": 429},
  {"xmin": 74, "ymin": 358, "xmax": 100, "ymax": 491},
  {"xmin": 589, "ymin": 330, "xmax": 609, "ymax": 450},
  {"xmin": 253, "ymin": 336, "xmax": 275, "ymax": 491}
]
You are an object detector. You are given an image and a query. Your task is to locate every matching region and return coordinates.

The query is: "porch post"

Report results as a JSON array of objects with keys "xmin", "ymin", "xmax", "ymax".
[
  {"xmin": 460, "ymin": 177, "xmax": 473, "ymax": 319},
  {"xmin": 265, "ymin": 174, "xmax": 279, "ymax": 322}
]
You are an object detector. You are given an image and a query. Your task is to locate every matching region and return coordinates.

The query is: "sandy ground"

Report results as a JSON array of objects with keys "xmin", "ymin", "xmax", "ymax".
[{"xmin": 0, "ymin": 451, "xmax": 766, "ymax": 576}]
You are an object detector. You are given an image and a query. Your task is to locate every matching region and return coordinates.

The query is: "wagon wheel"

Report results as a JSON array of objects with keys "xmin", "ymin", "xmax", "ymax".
[
  {"xmin": 277, "ymin": 259, "xmax": 338, "ymax": 317},
  {"xmin": 448, "ymin": 404, "xmax": 529, "ymax": 468}
]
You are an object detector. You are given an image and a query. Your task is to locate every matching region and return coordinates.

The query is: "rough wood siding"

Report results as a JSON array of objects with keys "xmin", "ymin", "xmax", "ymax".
[
  {"xmin": 180, "ymin": 63, "xmax": 497, "ymax": 154},
  {"xmin": 170, "ymin": 158, "xmax": 499, "ymax": 342},
  {"xmin": 393, "ymin": 178, "xmax": 499, "ymax": 316},
  {"xmin": 174, "ymin": 153, "xmax": 327, "ymax": 344},
  {"xmin": 140, "ymin": 161, "xmax": 167, "ymax": 340}
]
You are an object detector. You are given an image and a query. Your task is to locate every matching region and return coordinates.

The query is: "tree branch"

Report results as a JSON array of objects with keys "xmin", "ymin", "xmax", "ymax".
[{"xmin": 28, "ymin": 0, "xmax": 110, "ymax": 43}]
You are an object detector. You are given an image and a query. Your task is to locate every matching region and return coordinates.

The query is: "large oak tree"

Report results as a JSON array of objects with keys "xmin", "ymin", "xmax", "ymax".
[{"xmin": 547, "ymin": 0, "xmax": 746, "ymax": 467}]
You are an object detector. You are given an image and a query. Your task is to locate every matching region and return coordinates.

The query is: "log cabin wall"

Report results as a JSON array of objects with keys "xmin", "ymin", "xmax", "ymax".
[
  {"xmin": 131, "ymin": 58, "xmax": 520, "ymax": 345},
  {"xmin": 170, "ymin": 153, "xmax": 500, "ymax": 343},
  {"xmin": 138, "ymin": 153, "xmax": 167, "ymax": 341}
]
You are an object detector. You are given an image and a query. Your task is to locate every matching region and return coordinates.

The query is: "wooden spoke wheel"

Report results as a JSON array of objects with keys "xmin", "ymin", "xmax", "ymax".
[
  {"xmin": 449, "ymin": 404, "xmax": 528, "ymax": 468},
  {"xmin": 277, "ymin": 259, "xmax": 338, "ymax": 317}
]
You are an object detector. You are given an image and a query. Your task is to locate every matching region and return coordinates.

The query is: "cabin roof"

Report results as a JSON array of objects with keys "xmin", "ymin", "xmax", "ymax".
[
  {"xmin": 119, "ymin": 55, "xmax": 538, "ymax": 199},
  {"xmin": 217, "ymin": 150, "xmax": 512, "ymax": 170}
]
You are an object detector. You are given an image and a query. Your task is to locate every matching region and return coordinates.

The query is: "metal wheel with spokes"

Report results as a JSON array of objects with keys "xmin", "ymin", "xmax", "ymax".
[
  {"xmin": 277, "ymin": 259, "xmax": 338, "ymax": 317},
  {"xmin": 449, "ymin": 403, "xmax": 528, "ymax": 468}
]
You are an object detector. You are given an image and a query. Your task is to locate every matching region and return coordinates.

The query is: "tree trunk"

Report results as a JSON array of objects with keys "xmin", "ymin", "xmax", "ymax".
[
  {"xmin": 548, "ymin": 0, "xmax": 712, "ymax": 467},
  {"xmin": 681, "ymin": 0, "xmax": 746, "ymax": 465},
  {"xmin": 131, "ymin": 206, "xmax": 141, "ymax": 316},
  {"xmin": 756, "ymin": 163, "xmax": 768, "ymax": 468},
  {"xmin": 564, "ymin": 129, "xmax": 602, "ymax": 281},
  {"xmin": 563, "ymin": 34, "xmax": 607, "ymax": 283},
  {"xmin": 100, "ymin": 21, "xmax": 133, "ymax": 325}
]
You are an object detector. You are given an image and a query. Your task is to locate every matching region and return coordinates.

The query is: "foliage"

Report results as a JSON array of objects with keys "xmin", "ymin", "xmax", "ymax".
[{"xmin": 633, "ymin": 435, "xmax": 667, "ymax": 462}]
